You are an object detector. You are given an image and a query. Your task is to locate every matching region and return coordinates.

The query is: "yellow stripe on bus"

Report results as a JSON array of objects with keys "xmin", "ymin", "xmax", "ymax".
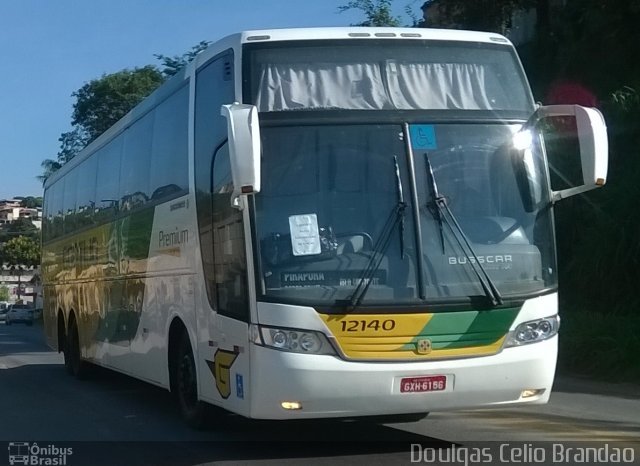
[{"xmin": 320, "ymin": 313, "xmax": 507, "ymax": 361}]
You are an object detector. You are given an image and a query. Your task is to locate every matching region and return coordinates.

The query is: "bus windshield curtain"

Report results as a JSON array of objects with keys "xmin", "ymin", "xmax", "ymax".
[{"xmin": 255, "ymin": 61, "xmax": 506, "ymax": 112}]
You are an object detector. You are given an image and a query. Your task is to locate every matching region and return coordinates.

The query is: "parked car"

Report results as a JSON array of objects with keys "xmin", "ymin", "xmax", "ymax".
[
  {"xmin": 5, "ymin": 304, "xmax": 35, "ymax": 326},
  {"xmin": 0, "ymin": 306, "xmax": 8, "ymax": 324}
]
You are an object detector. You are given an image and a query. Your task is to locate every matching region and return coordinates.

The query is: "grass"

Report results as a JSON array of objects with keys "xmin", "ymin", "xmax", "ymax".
[{"xmin": 557, "ymin": 309, "xmax": 640, "ymax": 384}]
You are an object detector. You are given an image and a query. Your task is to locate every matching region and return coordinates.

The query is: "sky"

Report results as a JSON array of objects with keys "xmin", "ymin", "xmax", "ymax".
[{"xmin": 0, "ymin": 0, "xmax": 413, "ymax": 200}]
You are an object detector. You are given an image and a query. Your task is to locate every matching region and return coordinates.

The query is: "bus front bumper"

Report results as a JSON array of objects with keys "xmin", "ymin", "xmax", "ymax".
[{"xmin": 249, "ymin": 336, "xmax": 557, "ymax": 419}]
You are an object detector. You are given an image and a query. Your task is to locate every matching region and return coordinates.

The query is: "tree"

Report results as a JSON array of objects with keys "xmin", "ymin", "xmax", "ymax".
[
  {"xmin": 72, "ymin": 66, "xmax": 165, "ymax": 143},
  {"xmin": 38, "ymin": 158, "xmax": 63, "ymax": 184},
  {"xmin": 0, "ymin": 236, "xmax": 40, "ymax": 267},
  {"xmin": 338, "ymin": 0, "xmax": 403, "ymax": 26},
  {"xmin": 420, "ymin": 0, "xmax": 536, "ymax": 33},
  {"xmin": 38, "ymin": 66, "xmax": 165, "ymax": 184},
  {"xmin": 0, "ymin": 236, "xmax": 40, "ymax": 301},
  {"xmin": 155, "ymin": 41, "xmax": 211, "ymax": 77},
  {"xmin": 0, "ymin": 285, "xmax": 9, "ymax": 302},
  {"xmin": 0, "ymin": 217, "xmax": 39, "ymax": 244},
  {"xmin": 56, "ymin": 128, "xmax": 90, "ymax": 165},
  {"xmin": 19, "ymin": 197, "xmax": 43, "ymax": 209},
  {"xmin": 40, "ymin": 42, "xmax": 212, "ymax": 182}
]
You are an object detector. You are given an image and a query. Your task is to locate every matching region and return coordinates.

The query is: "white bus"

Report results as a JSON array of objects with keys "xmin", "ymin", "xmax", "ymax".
[{"xmin": 42, "ymin": 27, "xmax": 608, "ymax": 427}]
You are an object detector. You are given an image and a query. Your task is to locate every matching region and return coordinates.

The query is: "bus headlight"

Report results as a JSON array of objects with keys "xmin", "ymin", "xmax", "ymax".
[
  {"xmin": 250, "ymin": 325, "xmax": 337, "ymax": 355},
  {"xmin": 504, "ymin": 315, "xmax": 560, "ymax": 347}
]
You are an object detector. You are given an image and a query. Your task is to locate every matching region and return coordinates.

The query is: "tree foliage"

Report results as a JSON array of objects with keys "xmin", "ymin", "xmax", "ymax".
[
  {"xmin": 339, "ymin": 0, "xmax": 538, "ymax": 31},
  {"xmin": 18, "ymin": 196, "xmax": 43, "ymax": 209},
  {"xmin": 39, "ymin": 67, "xmax": 164, "ymax": 184},
  {"xmin": 0, "ymin": 285, "xmax": 9, "ymax": 302},
  {"xmin": 338, "ymin": 0, "xmax": 403, "ymax": 26},
  {"xmin": 38, "ymin": 158, "xmax": 63, "ymax": 184},
  {"xmin": 154, "ymin": 41, "xmax": 210, "ymax": 77},
  {"xmin": 0, "ymin": 236, "xmax": 40, "ymax": 269},
  {"xmin": 72, "ymin": 66, "xmax": 165, "ymax": 142},
  {"xmin": 40, "ymin": 42, "xmax": 211, "ymax": 183},
  {"xmin": 0, "ymin": 218, "xmax": 39, "ymax": 244},
  {"xmin": 421, "ymin": 0, "xmax": 536, "ymax": 33}
]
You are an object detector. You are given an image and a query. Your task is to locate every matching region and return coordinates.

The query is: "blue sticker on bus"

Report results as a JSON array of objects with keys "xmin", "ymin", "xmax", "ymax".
[
  {"xmin": 236, "ymin": 374, "xmax": 244, "ymax": 399},
  {"xmin": 410, "ymin": 125, "xmax": 437, "ymax": 150}
]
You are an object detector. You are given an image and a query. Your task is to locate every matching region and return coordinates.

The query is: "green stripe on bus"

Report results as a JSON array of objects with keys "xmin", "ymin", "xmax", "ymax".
[{"xmin": 401, "ymin": 308, "xmax": 519, "ymax": 351}]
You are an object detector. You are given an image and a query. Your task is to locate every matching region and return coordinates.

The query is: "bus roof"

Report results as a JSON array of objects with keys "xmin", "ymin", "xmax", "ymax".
[
  {"xmin": 236, "ymin": 27, "xmax": 511, "ymax": 45},
  {"xmin": 193, "ymin": 27, "xmax": 512, "ymax": 69}
]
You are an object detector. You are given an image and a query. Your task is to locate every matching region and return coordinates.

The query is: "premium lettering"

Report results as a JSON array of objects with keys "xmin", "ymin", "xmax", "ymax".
[{"xmin": 159, "ymin": 229, "xmax": 188, "ymax": 248}]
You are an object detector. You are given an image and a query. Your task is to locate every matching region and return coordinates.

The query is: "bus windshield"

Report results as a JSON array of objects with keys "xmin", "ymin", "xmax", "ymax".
[
  {"xmin": 248, "ymin": 39, "xmax": 552, "ymax": 307},
  {"xmin": 253, "ymin": 122, "xmax": 557, "ymax": 307}
]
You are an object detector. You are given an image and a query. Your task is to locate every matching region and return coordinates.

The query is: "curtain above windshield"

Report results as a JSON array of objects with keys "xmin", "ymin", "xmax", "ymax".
[{"xmin": 248, "ymin": 41, "xmax": 533, "ymax": 113}]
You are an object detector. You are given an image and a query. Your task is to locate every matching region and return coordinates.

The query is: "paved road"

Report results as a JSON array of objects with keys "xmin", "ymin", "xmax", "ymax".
[{"xmin": 1, "ymin": 322, "xmax": 638, "ymax": 465}]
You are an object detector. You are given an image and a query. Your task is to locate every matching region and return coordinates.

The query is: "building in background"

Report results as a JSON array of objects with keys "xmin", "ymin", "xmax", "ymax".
[
  {"xmin": 0, "ymin": 265, "xmax": 40, "ymax": 307},
  {"xmin": 0, "ymin": 199, "xmax": 42, "ymax": 307},
  {"xmin": 0, "ymin": 199, "xmax": 42, "ymax": 229}
]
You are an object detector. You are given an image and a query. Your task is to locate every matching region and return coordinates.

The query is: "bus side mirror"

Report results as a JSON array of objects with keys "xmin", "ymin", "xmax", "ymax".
[
  {"xmin": 513, "ymin": 105, "xmax": 608, "ymax": 206},
  {"xmin": 221, "ymin": 103, "xmax": 262, "ymax": 209}
]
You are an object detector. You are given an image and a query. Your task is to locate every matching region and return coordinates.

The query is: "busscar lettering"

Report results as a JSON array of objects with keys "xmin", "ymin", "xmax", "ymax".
[
  {"xmin": 448, "ymin": 255, "xmax": 513, "ymax": 265},
  {"xmin": 159, "ymin": 229, "xmax": 189, "ymax": 248}
]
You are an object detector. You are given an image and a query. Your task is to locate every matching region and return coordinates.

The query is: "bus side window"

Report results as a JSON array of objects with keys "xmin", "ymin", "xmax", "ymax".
[
  {"xmin": 212, "ymin": 143, "xmax": 249, "ymax": 321},
  {"xmin": 194, "ymin": 49, "xmax": 235, "ymax": 311}
]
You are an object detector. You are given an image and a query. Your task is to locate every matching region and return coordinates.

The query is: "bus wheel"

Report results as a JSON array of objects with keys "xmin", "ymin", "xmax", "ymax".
[
  {"xmin": 64, "ymin": 317, "xmax": 87, "ymax": 379},
  {"xmin": 176, "ymin": 332, "xmax": 208, "ymax": 429}
]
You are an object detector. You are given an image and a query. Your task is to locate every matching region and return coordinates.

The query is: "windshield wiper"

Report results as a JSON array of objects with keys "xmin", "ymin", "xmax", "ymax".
[
  {"xmin": 337, "ymin": 156, "xmax": 407, "ymax": 311},
  {"xmin": 424, "ymin": 153, "xmax": 503, "ymax": 307},
  {"xmin": 395, "ymin": 155, "xmax": 407, "ymax": 260},
  {"xmin": 424, "ymin": 151, "xmax": 446, "ymax": 254}
]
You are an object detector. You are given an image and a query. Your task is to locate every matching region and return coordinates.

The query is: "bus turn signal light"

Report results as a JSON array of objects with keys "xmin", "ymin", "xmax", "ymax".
[
  {"xmin": 521, "ymin": 389, "xmax": 545, "ymax": 399},
  {"xmin": 281, "ymin": 401, "xmax": 303, "ymax": 410}
]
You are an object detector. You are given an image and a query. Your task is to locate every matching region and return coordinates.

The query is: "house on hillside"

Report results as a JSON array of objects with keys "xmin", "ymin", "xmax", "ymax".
[
  {"xmin": 0, "ymin": 199, "xmax": 42, "ymax": 229},
  {"xmin": 0, "ymin": 199, "xmax": 22, "ymax": 225}
]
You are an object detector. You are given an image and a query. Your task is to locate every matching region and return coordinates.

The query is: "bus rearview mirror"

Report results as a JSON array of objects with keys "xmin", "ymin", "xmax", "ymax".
[
  {"xmin": 513, "ymin": 105, "xmax": 608, "ymax": 204},
  {"xmin": 221, "ymin": 103, "xmax": 262, "ymax": 209}
]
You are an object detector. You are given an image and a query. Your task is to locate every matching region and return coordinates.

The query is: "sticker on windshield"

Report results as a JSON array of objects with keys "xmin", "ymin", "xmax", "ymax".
[
  {"xmin": 289, "ymin": 214, "xmax": 321, "ymax": 256},
  {"xmin": 410, "ymin": 125, "xmax": 437, "ymax": 150}
]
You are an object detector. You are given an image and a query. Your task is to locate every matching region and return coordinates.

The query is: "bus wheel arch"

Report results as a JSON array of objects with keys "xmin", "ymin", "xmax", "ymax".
[
  {"xmin": 168, "ymin": 317, "xmax": 208, "ymax": 429},
  {"xmin": 64, "ymin": 310, "xmax": 87, "ymax": 379}
]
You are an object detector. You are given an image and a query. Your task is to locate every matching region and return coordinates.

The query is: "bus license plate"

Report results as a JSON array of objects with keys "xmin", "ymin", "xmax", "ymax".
[{"xmin": 400, "ymin": 375, "xmax": 447, "ymax": 393}]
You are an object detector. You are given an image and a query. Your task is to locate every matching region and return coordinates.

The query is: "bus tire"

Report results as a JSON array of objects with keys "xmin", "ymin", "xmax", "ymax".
[
  {"xmin": 64, "ymin": 316, "xmax": 88, "ymax": 379},
  {"xmin": 176, "ymin": 331, "xmax": 208, "ymax": 429}
]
